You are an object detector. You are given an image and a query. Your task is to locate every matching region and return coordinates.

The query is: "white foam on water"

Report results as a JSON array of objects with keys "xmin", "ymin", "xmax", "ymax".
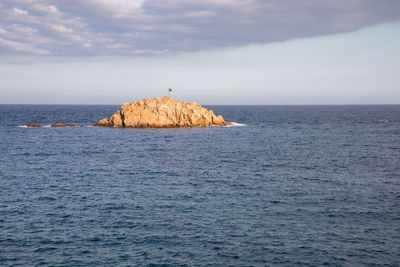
[
  {"xmin": 17, "ymin": 125, "xmax": 50, "ymax": 128},
  {"xmin": 18, "ymin": 124, "xmax": 80, "ymax": 128},
  {"xmin": 225, "ymin": 122, "xmax": 247, "ymax": 127}
]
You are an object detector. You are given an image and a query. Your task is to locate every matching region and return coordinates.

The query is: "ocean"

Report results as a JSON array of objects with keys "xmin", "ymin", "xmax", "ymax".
[{"xmin": 0, "ymin": 105, "xmax": 399, "ymax": 266}]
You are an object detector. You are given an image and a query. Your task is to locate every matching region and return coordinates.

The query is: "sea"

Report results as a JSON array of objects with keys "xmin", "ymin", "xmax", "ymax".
[{"xmin": 0, "ymin": 104, "xmax": 399, "ymax": 266}]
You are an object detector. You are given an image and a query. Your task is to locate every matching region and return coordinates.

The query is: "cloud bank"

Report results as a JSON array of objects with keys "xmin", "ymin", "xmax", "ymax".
[{"xmin": 1, "ymin": 0, "xmax": 400, "ymax": 56}]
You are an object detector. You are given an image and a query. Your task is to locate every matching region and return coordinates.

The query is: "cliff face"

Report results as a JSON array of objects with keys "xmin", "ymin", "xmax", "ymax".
[{"xmin": 94, "ymin": 97, "xmax": 230, "ymax": 128}]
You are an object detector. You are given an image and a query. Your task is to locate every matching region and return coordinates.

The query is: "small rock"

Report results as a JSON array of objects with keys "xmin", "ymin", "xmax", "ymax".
[
  {"xmin": 50, "ymin": 123, "xmax": 77, "ymax": 127},
  {"xmin": 24, "ymin": 123, "xmax": 43, "ymax": 127}
]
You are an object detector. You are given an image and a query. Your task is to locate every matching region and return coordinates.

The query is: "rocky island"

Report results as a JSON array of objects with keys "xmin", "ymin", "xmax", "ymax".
[
  {"xmin": 94, "ymin": 97, "xmax": 231, "ymax": 128},
  {"xmin": 22, "ymin": 123, "xmax": 77, "ymax": 127}
]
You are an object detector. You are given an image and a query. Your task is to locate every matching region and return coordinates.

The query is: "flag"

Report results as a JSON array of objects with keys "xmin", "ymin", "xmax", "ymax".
[{"xmin": 169, "ymin": 88, "xmax": 172, "ymax": 92}]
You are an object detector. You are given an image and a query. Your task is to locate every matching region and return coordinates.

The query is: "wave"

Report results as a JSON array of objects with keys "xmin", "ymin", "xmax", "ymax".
[
  {"xmin": 18, "ymin": 125, "xmax": 52, "ymax": 128},
  {"xmin": 18, "ymin": 124, "xmax": 80, "ymax": 128},
  {"xmin": 225, "ymin": 122, "xmax": 247, "ymax": 127},
  {"xmin": 19, "ymin": 123, "xmax": 246, "ymax": 128}
]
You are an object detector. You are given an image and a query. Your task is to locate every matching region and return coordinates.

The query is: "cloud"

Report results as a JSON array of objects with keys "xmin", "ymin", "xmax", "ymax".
[
  {"xmin": 0, "ymin": 0, "xmax": 399, "ymax": 56},
  {"xmin": 9, "ymin": 7, "xmax": 28, "ymax": 16},
  {"xmin": 0, "ymin": 37, "xmax": 50, "ymax": 55},
  {"xmin": 51, "ymin": 24, "xmax": 74, "ymax": 34}
]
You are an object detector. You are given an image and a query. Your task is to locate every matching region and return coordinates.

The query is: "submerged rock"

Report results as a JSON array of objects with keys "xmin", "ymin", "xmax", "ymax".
[
  {"xmin": 23, "ymin": 123, "xmax": 43, "ymax": 127},
  {"xmin": 50, "ymin": 123, "xmax": 77, "ymax": 127},
  {"xmin": 94, "ymin": 97, "xmax": 231, "ymax": 128}
]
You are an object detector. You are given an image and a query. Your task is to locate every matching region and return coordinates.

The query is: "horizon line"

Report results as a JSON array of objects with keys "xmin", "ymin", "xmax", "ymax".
[{"xmin": 1, "ymin": 103, "xmax": 400, "ymax": 106}]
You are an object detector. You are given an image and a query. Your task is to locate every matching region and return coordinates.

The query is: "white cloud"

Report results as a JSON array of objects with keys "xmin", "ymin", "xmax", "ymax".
[
  {"xmin": 0, "ymin": 37, "xmax": 50, "ymax": 55},
  {"xmin": 9, "ymin": 7, "xmax": 28, "ymax": 16},
  {"xmin": 183, "ymin": 10, "xmax": 215, "ymax": 19},
  {"xmin": 0, "ymin": 0, "xmax": 399, "ymax": 56},
  {"xmin": 51, "ymin": 24, "xmax": 74, "ymax": 33},
  {"xmin": 0, "ymin": 28, "xmax": 8, "ymax": 35},
  {"xmin": 31, "ymin": 4, "xmax": 59, "ymax": 14},
  {"xmin": 105, "ymin": 43, "xmax": 130, "ymax": 49}
]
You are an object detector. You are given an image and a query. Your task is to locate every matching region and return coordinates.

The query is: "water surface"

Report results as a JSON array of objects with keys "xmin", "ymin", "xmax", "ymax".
[{"xmin": 0, "ymin": 105, "xmax": 399, "ymax": 266}]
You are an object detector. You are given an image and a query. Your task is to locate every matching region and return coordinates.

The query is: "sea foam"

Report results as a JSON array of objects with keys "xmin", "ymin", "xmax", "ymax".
[{"xmin": 226, "ymin": 122, "xmax": 247, "ymax": 127}]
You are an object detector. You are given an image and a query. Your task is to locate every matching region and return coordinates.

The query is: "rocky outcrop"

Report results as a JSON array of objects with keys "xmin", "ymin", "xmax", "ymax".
[
  {"xmin": 50, "ymin": 123, "xmax": 77, "ymax": 127},
  {"xmin": 23, "ymin": 123, "xmax": 77, "ymax": 127},
  {"xmin": 23, "ymin": 123, "xmax": 43, "ymax": 127},
  {"xmin": 94, "ymin": 97, "xmax": 230, "ymax": 128}
]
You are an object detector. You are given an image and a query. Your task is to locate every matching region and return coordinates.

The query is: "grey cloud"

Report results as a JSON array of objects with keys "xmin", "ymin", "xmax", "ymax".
[{"xmin": 0, "ymin": 0, "xmax": 400, "ymax": 56}]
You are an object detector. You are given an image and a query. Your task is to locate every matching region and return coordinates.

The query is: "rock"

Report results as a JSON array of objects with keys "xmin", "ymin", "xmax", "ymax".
[
  {"xmin": 50, "ymin": 123, "xmax": 77, "ymax": 127},
  {"xmin": 23, "ymin": 123, "xmax": 77, "ymax": 127},
  {"xmin": 94, "ymin": 97, "xmax": 231, "ymax": 128},
  {"xmin": 24, "ymin": 123, "xmax": 43, "ymax": 127}
]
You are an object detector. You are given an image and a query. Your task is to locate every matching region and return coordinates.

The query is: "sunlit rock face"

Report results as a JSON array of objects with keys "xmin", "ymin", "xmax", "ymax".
[
  {"xmin": 23, "ymin": 123, "xmax": 43, "ymax": 127},
  {"xmin": 94, "ymin": 97, "xmax": 231, "ymax": 128}
]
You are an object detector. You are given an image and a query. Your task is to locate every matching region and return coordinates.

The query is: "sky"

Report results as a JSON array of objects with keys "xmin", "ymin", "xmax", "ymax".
[{"xmin": 0, "ymin": 0, "xmax": 399, "ymax": 104}]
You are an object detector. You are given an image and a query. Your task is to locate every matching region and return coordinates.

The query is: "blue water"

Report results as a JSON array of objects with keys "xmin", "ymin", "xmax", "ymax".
[{"xmin": 0, "ymin": 105, "xmax": 399, "ymax": 266}]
